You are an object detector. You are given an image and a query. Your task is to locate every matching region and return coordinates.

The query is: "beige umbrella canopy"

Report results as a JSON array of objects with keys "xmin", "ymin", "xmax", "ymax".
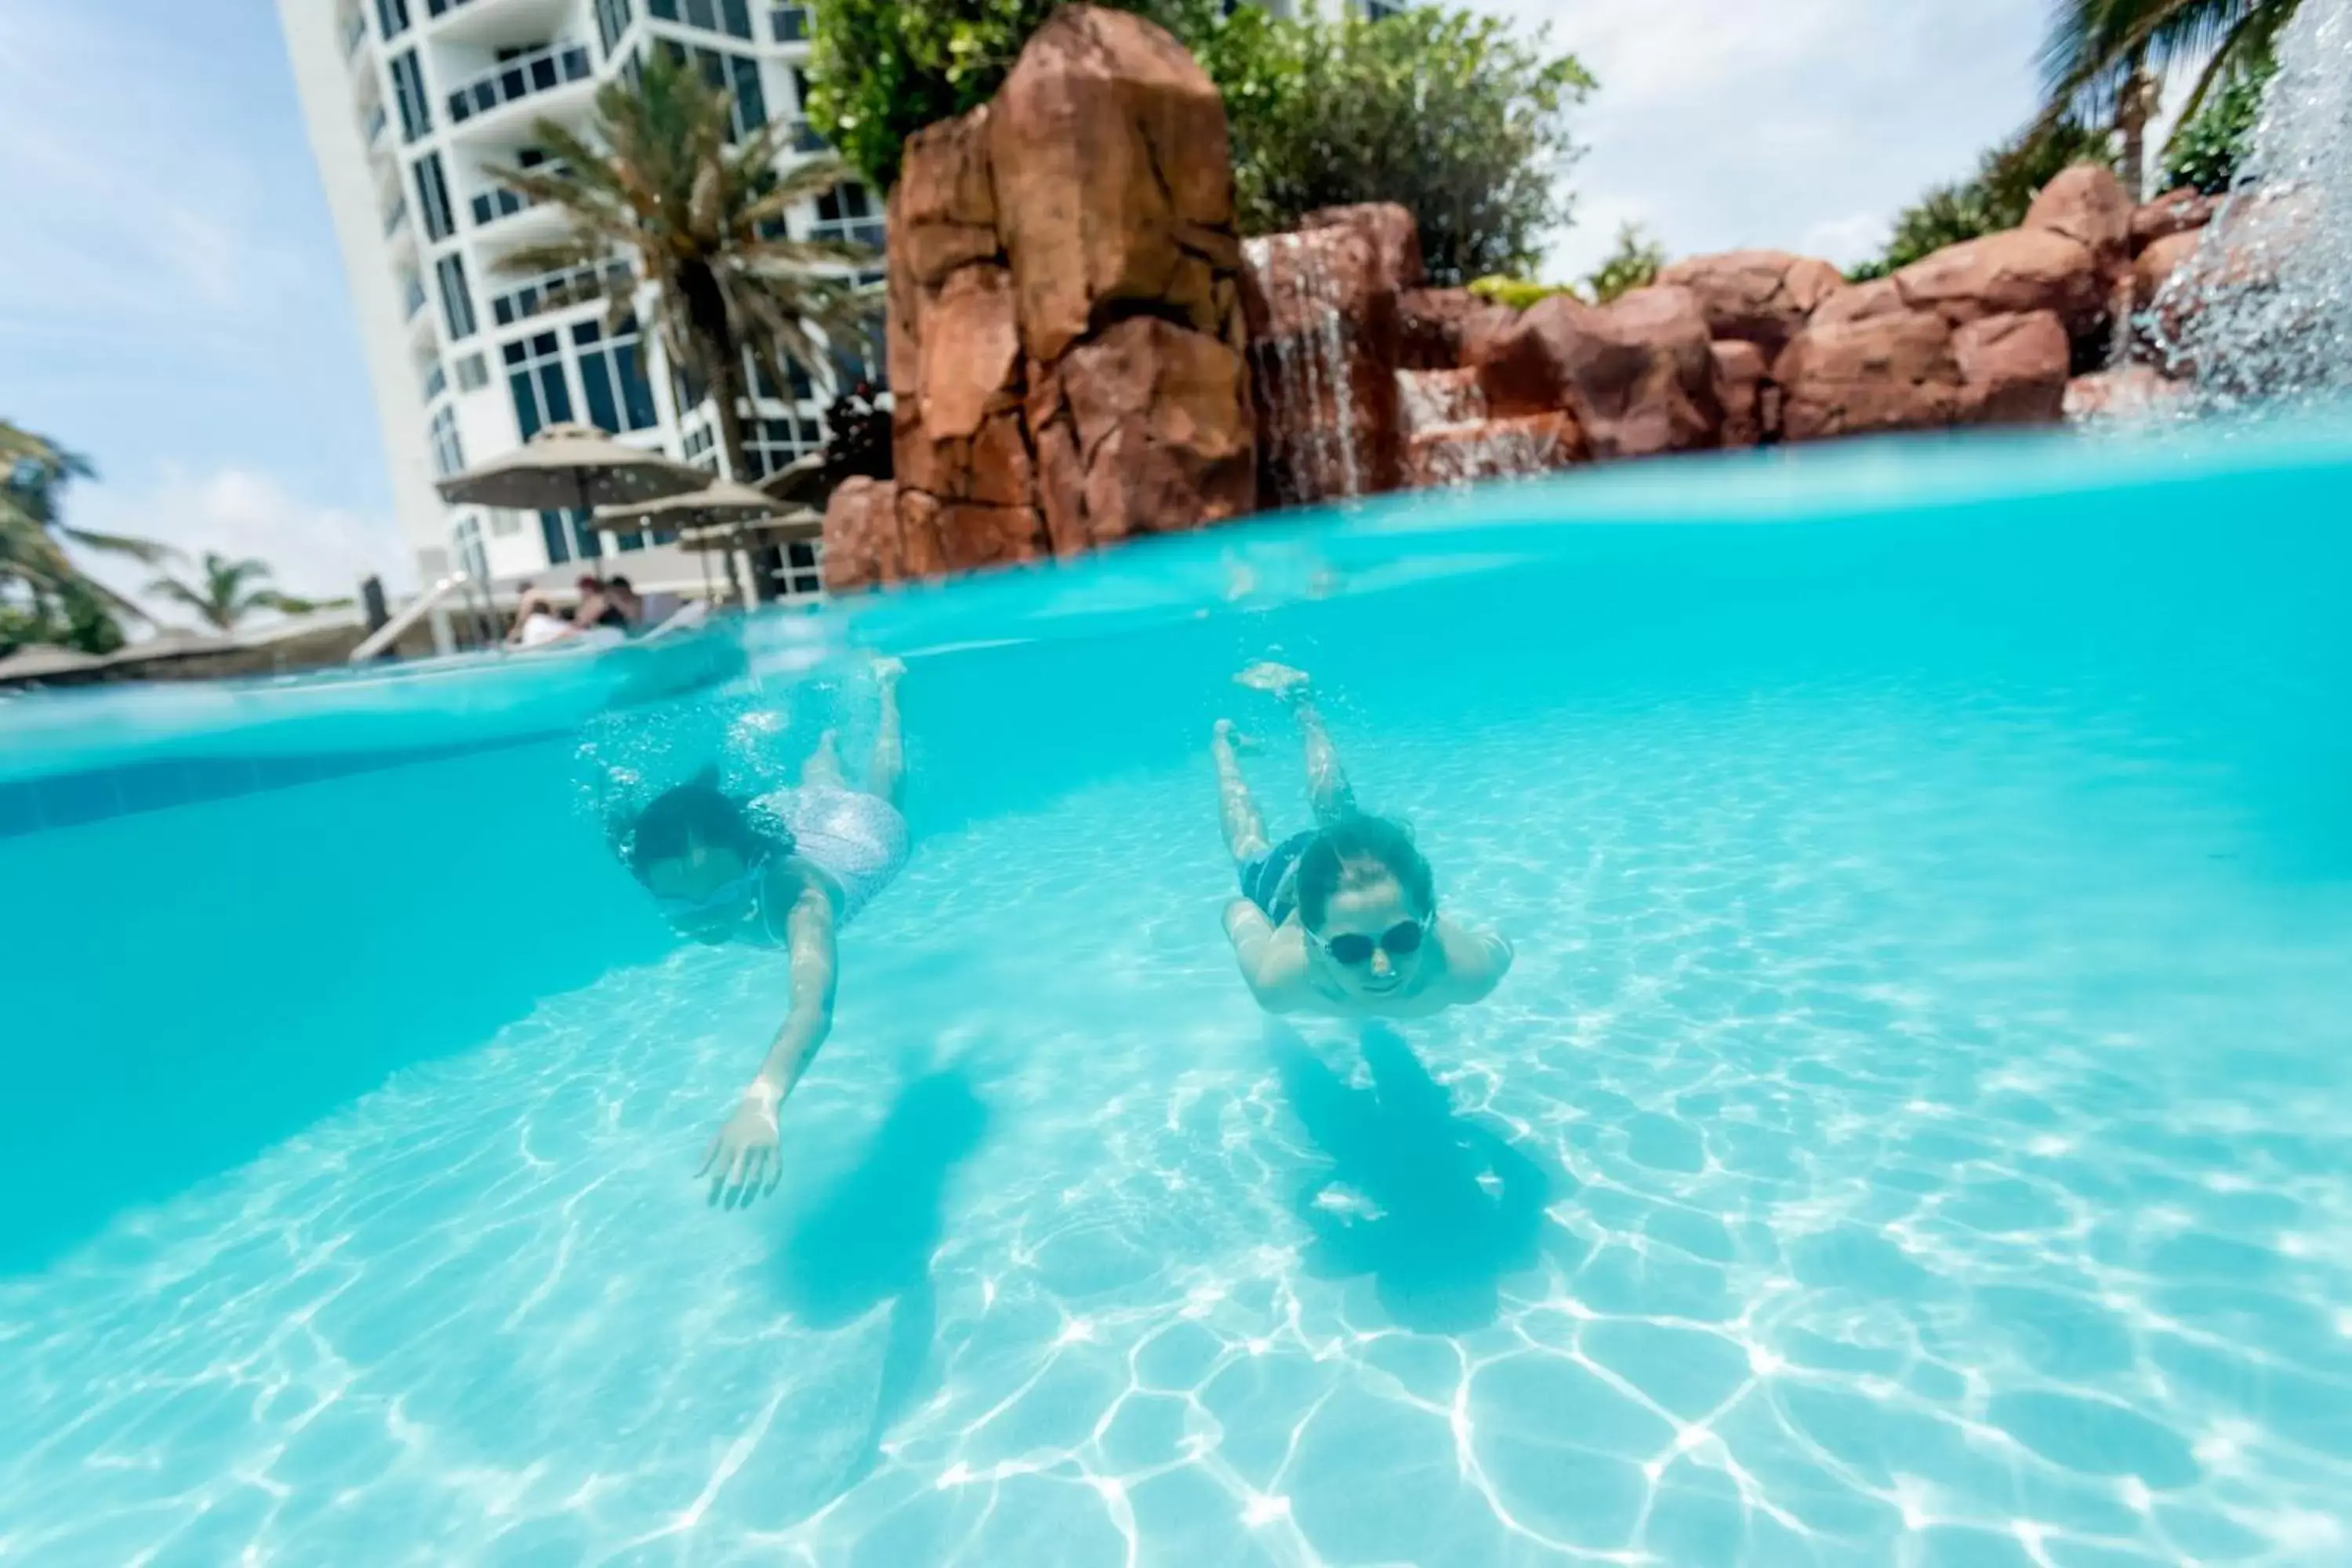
[
  {"xmin": 435, "ymin": 423, "xmax": 711, "ymax": 517},
  {"xmin": 0, "ymin": 643, "xmax": 107, "ymax": 682},
  {"xmin": 674, "ymin": 507, "xmax": 822, "ymax": 549},
  {"xmin": 593, "ymin": 477, "xmax": 789, "ymax": 533},
  {"xmin": 756, "ymin": 452, "xmax": 829, "ymax": 508}
]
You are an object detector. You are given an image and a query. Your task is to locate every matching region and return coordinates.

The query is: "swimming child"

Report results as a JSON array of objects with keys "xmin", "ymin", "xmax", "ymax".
[
  {"xmin": 612, "ymin": 658, "xmax": 909, "ymax": 1205},
  {"xmin": 1211, "ymin": 662, "xmax": 1512, "ymax": 1017}
]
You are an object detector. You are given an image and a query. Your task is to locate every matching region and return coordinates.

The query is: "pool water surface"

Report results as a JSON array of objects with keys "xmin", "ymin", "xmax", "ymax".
[{"xmin": 2, "ymin": 429, "xmax": 2349, "ymax": 1565}]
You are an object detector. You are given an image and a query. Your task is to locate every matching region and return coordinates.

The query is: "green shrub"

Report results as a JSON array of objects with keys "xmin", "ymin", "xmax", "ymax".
[
  {"xmin": 1468, "ymin": 274, "xmax": 1579, "ymax": 311},
  {"xmin": 806, "ymin": 0, "xmax": 1595, "ymax": 287},
  {"xmin": 2163, "ymin": 60, "xmax": 2272, "ymax": 195},
  {"xmin": 1581, "ymin": 223, "xmax": 1663, "ymax": 303}
]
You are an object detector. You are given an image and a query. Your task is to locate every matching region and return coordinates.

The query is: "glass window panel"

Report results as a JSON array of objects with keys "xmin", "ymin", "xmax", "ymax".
[
  {"xmin": 579, "ymin": 350, "xmax": 622, "ymax": 434},
  {"xmin": 511, "ymin": 373, "xmax": 544, "ymax": 442},
  {"xmin": 616, "ymin": 343, "xmax": 659, "ymax": 430},
  {"xmin": 539, "ymin": 509, "xmax": 573, "ymax": 564},
  {"xmin": 536, "ymin": 362, "xmax": 574, "ymax": 425}
]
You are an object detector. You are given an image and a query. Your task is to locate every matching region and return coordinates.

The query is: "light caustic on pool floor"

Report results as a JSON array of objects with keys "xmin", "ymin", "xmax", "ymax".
[{"xmin": 4, "ymin": 681, "xmax": 2350, "ymax": 1566}]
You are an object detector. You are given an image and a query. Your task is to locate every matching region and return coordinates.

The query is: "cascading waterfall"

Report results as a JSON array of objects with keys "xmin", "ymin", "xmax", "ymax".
[
  {"xmin": 2152, "ymin": 0, "xmax": 2352, "ymax": 408},
  {"xmin": 1243, "ymin": 232, "xmax": 1364, "ymax": 505}
]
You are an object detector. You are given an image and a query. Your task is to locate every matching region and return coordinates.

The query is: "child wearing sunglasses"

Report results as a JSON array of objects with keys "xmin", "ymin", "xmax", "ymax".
[
  {"xmin": 611, "ymin": 658, "xmax": 908, "ymax": 1207},
  {"xmin": 1211, "ymin": 662, "xmax": 1512, "ymax": 1017}
]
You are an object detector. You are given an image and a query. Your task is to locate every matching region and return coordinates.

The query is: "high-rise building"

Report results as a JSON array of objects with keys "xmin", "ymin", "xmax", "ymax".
[{"xmin": 279, "ymin": 0, "xmax": 881, "ymax": 600}]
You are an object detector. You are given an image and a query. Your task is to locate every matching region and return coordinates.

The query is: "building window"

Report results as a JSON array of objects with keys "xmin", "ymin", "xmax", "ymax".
[
  {"xmin": 429, "ymin": 405, "xmax": 466, "ymax": 477},
  {"xmin": 455, "ymin": 351, "xmax": 489, "ymax": 391},
  {"xmin": 413, "ymin": 152, "xmax": 456, "ymax": 241},
  {"xmin": 573, "ymin": 318, "xmax": 661, "ymax": 434},
  {"xmin": 744, "ymin": 415, "xmax": 822, "ymax": 477},
  {"xmin": 488, "ymin": 508, "xmax": 524, "ymax": 538},
  {"xmin": 504, "ymin": 330, "xmax": 574, "ymax": 441},
  {"xmin": 651, "ymin": 0, "xmax": 753, "ymax": 38},
  {"xmin": 454, "ymin": 515, "xmax": 489, "ymax": 583},
  {"xmin": 812, "ymin": 181, "xmax": 884, "ymax": 249},
  {"xmin": 656, "ymin": 40, "xmax": 764, "ymax": 139},
  {"xmin": 537, "ymin": 507, "xmax": 603, "ymax": 564},
  {"xmin": 375, "ymin": 0, "xmax": 412, "ymax": 41},
  {"xmin": 681, "ymin": 423, "xmax": 720, "ymax": 472},
  {"xmin": 388, "ymin": 49, "xmax": 431, "ymax": 142},
  {"xmin": 786, "ymin": 539, "xmax": 821, "ymax": 596},
  {"xmin": 771, "ymin": 5, "xmax": 808, "ymax": 42},
  {"xmin": 436, "ymin": 253, "xmax": 478, "ymax": 339},
  {"xmin": 596, "ymin": 0, "xmax": 634, "ymax": 55}
]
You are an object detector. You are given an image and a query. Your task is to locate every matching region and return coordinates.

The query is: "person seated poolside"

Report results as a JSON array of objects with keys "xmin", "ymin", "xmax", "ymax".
[
  {"xmin": 608, "ymin": 658, "xmax": 909, "ymax": 1205},
  {"xmin": 507, "ymin": 581, "xmax": 579, "ymax": 648},
  {"xmin": 573, "ymin": 574, "xmax": 631, "ymax": 632},
  {"xmin": 1211, "ymin": 662, "xmax": 1512, "ymax": 1017}
]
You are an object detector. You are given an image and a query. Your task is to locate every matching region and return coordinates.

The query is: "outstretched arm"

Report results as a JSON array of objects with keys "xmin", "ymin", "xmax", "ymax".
[
  {"xmin": 1436, "ymin": 918, "xmax": 1513, "ymax": 1004},
  {"xmin": 700, "ymin": 871, "xmax": 837, "ymax": 1204},
  {"xmin": 1224, "ymin": 899, "xmax": 1307, "ymax": 1011}
]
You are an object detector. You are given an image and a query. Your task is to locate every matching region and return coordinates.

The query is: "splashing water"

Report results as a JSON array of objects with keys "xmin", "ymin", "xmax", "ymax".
[{"xmin": 2153, "ymin": 0, "xmax": 2352, "ymax": 408}]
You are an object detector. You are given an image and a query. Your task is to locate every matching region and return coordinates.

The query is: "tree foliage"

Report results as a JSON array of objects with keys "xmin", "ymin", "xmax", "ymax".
[
  {"xmin": 1582, "ymin": 223, "xmax": 1664, "ymax": 303},
  {"xmin": 2039, "ymin": 0, "xmax": 2296, "ymax": 147},
  {"xmin": 1846, "ymin": 121, "xmax": 2115, "ymax": 281},
  {"xmin": 2162, "ymin": 51, "xmax": 2274, "ymax": 193},
  {"xmin": 1210, "ymin": 5, "xmax": 1592, "ymax": 285},
  {"xmin": 1, "ymin": 421, "xmax": 166, "ymax": 654},
  {"xmin": 144, "ymin": 552, "xmax": 344, "ymax": 633},
  {"xmin": 805, "ymin": 0, "xmax": 1592, "ymax": 286},
  {"xmin": 492, "ymin": 49, "xmax": 878, "ymax": 495}
]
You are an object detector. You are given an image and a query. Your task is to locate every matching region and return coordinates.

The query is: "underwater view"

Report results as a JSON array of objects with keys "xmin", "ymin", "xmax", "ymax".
[{"xmin": 5, "ymin": 426, "xmax": 2350, "ymax": 1564}]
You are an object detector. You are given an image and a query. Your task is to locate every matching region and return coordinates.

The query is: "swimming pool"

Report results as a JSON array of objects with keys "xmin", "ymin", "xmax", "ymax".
[{"xmin": 4, "ymin": 424, "xmax": 2350, "ymax": 1565}]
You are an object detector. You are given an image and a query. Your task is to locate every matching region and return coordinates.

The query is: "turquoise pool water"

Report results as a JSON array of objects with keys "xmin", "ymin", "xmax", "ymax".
[{"xmin": 3, "ymin": 426, "xmax": 2350, "ymax": 1565}]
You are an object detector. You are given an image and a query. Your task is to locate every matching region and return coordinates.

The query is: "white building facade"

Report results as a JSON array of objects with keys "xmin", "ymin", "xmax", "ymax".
[{"xmin": 279, "ymin": 0, "xmax": 884, "ymax": 600}]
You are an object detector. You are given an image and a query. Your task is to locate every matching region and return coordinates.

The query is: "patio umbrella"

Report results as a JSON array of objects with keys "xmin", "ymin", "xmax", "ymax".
[
  {"xmin": 0, "ymin": 642, "xmax": 107, "ymax": 684},
  {"xmin": 598, "ymin": 480, "xmax": 801, "ymax": 604},
  {"xmin": 673, "ymin": 507, "xmax": 822, "ymax": 548},
  {"xmin": 435, "ymin": 423, "xmax": 710, "ymax": 518},
  {"xmin": 756, "ymin": 452, "xmax": 829, "ymax": 508}
]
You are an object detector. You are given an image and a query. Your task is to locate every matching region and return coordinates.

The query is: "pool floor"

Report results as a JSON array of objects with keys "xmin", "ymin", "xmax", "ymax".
[{"xmin": 5, "ymin": 670, "xmax": 2350, "ymax": 1565}]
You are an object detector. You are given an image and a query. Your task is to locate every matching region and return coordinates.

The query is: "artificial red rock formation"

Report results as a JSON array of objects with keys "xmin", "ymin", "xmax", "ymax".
[
  {"xmin": 1399, "ymin": 289, "xmax": 1517, "ymax": 375},
  {"xmin": 1775, "ymin": 310, "xmax": 1963, "ymax": 440},
  {"xmin": 2063, "ymin": 365, "xmax": 2187, "ymax": 420},
  {"xmin": 827, "ymin": 5, "xmax": 1256, "ymax": 590},
  {"xmin": 2024, "ymin": 164, "xmax": 2133, "ymax": 274},
  {"xmin": 1711, "ymin": 339, "xmax": 1770, "ymax": 447},
  {"xmin": 2130, "ymin": 188, "xmax": 2219, "ymax": 251},
  {"xmin": 1471, "ymin": 285, "xmax": 1722, "ymax": 459},
  {"xmin": 1657, "ymin": 250, "xmax": 1843, "ymax": 359},
  {"xmin": 1404, "ymin": 413, "xmax": 1581, "ymax": 488},
  {"xmin": 818, "ymin": 477, "xmax": 901, "ymax": 593},
  {"xmin": 2134, "ymin": 230, "xmax": 2204, "ymax": 309},
  {"xmin": 1243, "ymin": 205, "xmax": 1410, "ymax": 502},
  {"xmin": 1893, "ymin": 228, "xmax": 2105, "ymax": 336},
  {"xmin": 1954, "ymin": 310, "xmax": 2071, "ymax": 424}
]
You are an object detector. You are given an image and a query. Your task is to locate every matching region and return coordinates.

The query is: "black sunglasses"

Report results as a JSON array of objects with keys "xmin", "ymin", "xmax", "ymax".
[{"xmin": 1318, "ymin": 916, "xmax": 1429, "ymax": 967}]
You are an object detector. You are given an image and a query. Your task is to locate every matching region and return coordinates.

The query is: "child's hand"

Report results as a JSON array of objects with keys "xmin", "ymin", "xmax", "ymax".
[{"xmin": 699, "ymin": 1090, "xmax": 782, "ymax": 1207}]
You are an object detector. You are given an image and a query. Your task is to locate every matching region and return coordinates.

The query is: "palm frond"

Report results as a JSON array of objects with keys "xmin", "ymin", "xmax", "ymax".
[{"xmin": 60, "ymin": 526, "xmax": 176, "ymax": 564}]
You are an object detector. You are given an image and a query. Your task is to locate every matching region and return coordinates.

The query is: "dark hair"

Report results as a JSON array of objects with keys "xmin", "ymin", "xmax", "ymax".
[
  {"xmin": 608, "ymin": 575, "xmax": 633, "ymax": 593},
  {"xmin": 1295, "ymin": 815, "xmax": 1434, "ymax": 931},
  {"xmin": 624, "ymin": 769, "xmax": 785, "ymax": 880},
  {"xmin": 576, "ymin": 574, "xmax": 604, "ymax": 592}
]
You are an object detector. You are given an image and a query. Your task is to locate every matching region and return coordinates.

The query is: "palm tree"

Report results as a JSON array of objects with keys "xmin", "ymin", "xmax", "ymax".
[
  {"xmin": 488, "ymin": 49, "xmax": 878, "ymax": 510},
  {"xmin": 144, "ymin": 553, "xmax": 347, "ymax": 633},
  {"xmin": 2038, "ymin": 0, "xmax": 2296, "ymax": 199},
  {"xmin": 2, "ymin": 420, "xmax": 169, "ymax": 646}
]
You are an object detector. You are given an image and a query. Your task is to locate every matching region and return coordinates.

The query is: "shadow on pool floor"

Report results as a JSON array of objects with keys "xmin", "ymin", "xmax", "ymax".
[
  {"xmin": 1273, "ymin": 1024, "xmax": 1566, "ymax": 1334},
  {"xmin": 765, "ymin": 1065, "xmax": 992, "ymax": 1495}
]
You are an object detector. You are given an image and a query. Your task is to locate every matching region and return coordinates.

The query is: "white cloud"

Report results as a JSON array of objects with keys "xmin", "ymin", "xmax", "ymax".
[
  {"xmin": 1485, "ymin": 0, "xmax": 2052, "ymax": 280},
  {"xmin": 1798, "ymin": 212, "xmax": 1892, "ymax": 270},
  {"xmin": 66, "ymin": 468, "xmax": 410, "ymax": 634}
]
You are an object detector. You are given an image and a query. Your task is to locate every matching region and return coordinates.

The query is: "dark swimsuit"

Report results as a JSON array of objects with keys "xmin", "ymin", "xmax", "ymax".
[{"xmin": 1240, "ymin": 829, "xmax": 1316, "ymax": 924}]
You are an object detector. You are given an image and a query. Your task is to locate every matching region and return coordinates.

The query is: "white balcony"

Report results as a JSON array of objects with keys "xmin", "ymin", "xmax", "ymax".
[
  {"xmin": 442, "ymin": 42, "xmax": 595, "ymax": 134},
  {"xmin": 423, "ymin": 0, "xmax": 581, "ymax": 52}
]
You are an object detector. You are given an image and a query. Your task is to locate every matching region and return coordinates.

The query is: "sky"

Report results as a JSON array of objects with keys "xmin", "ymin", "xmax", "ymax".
[{"xmin": 0, "ymin": 0, "xmax": 2070, "ymax": 626}]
